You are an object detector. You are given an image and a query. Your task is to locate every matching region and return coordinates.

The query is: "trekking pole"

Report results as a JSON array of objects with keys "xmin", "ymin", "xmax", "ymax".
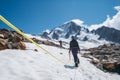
[
  {"xmin": 78, "ymin": 51, "xmax": 81, "ymax": 65},
  {"xmin": 69, "ymin": 51, "xmax": 71, "ymax": 60}
]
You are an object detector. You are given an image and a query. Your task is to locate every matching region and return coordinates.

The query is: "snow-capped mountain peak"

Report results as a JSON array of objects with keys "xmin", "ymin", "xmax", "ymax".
[
  {"xmin": 71, "ymin": 19, "xmax": 84, "ymax": 25},
  {"xmin": 47, "ymin": 19, "xmax": 86, "ymax": 39},
  {"xmin": 64, "ymin": 19, "xmax": 84, "ymax": 26},
  {"xmin": 41, "ymin": 19, "xmax": 120, "ymax": 45}
]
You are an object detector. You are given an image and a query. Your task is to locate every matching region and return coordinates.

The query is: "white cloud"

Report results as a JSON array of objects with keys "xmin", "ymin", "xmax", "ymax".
[
  {"xmin": 103, "ymin": 6, "xmax": 120, "ymax": 30},
  {"xmin": 89, "ymin": 6, "xmax": 120, "ymax": 31},
  {"xmin": 88, "ymin": 24, "xmax": 103, "ymax": 31},
  {"xmin": 114, "ymin": 6, "xmax": 120, "ymax": 11}
]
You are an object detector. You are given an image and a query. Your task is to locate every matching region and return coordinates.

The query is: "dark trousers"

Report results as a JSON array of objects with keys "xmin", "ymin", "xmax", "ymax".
[{"xmin": 72, "ymin": 50, "xmax": 79, "ymax": 63}]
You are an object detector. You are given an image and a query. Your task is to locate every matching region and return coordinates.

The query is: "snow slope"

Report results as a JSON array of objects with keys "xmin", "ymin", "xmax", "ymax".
[{"xmin": 0, "ymin": 42, "xmax": 120, "ymax": 80}]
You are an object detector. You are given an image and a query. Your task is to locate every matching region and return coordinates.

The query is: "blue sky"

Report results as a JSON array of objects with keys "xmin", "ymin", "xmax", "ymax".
[{"xmin": 0, "ymin": 0, "xmax": 120, "ymax": 34}]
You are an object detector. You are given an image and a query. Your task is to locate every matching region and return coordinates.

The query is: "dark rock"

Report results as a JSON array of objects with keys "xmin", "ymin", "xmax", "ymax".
[{"xmin": 84, "ymin": 44, "xmax": 120, "ymax": 74}]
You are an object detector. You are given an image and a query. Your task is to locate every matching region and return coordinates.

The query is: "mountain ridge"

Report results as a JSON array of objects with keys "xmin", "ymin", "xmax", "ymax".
[{"xmin": 41, "ymin": 19, "xmax": 120, "ymax": 44}]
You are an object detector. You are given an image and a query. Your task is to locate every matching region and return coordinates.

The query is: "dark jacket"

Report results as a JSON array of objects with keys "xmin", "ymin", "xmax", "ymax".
[{"xmin": 69, "ymin": 39, "xmax": 80, "ymax": 52}]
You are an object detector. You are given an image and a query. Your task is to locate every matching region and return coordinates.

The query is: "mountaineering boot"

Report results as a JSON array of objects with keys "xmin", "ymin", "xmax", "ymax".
[{"xmin": 75, "ymin": 63, "xmax": 78, "ymax": 67}]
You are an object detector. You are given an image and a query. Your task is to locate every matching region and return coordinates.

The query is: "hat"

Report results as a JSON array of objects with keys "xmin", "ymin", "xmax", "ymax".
[{"xmin": 71, "ymin": 36, "xmax": 76, "ymax": 39}]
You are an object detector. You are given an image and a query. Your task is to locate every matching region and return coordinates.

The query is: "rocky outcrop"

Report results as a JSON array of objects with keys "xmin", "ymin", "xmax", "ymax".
[
  {"xmin": 0, "ymin": 28, "xmax": 66, "ymax": 50},
  {"xmin": 0, "ymin": 28, "xmax": 26, "ymax": 50},
  {"xmin": 83, "ymin": 44, "xmax": 120, "ymax": 74},
  {"xmin": 32, "ymin": 38, "xmax": 66, "ymax": 49}
]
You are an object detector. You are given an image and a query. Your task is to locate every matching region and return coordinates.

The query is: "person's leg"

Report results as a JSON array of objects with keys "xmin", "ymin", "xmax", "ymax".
[{"xmin": 72, "ymin": 53, "xmax": 79, "ymax": 67}]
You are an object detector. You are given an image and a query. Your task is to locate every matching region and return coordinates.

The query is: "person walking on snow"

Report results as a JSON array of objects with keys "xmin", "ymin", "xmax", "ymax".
[
  {"xmin": 59, "ymin": 40, "xmax": 62, "ymax": 48},
  {"xmin": 69, "ymin": 36, "xmax": 80, "ymax": 67}
]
